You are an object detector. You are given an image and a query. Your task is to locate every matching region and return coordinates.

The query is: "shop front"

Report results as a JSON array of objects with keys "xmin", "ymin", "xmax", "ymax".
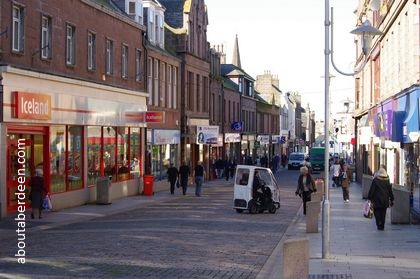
[
  {"xmin": 224, "ymin": 132, "xmax": 241, "ymax": 162},
  {"xmin": 398, "ymin": 86, "xmax": 420, "ymax": 212},
  {"xmin": 241, "ymin": 134, "xmax": 255, "ymax": 164},
  {"xmin": 146, "ymin": 129, "xmax": 180, "ymax": 181},
  {"xmin": 0, "ymin": 67, "xmax": 147, "ymax": 217}
]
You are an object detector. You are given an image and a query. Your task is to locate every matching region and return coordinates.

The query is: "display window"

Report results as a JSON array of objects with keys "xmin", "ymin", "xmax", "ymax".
[
  {"xmin": 50, "ymin": 126, "xmax": 66, "ymax": 193},
  {"xmin": 103, "ymin": 126, "xmax": 117, "ymax": 181},
  {"xmin": 87, "ymin": 126, "xmax": 141, "ymax": 185},
  {"xmin": 149, "ymin": 144, "xmax": 178, "ymax": 180},
  {"xmin": 130, "ymin": 128, "xmax": 141, "ymax": 178},
  {"xmin": 117, "ymin": 127, "xmax": 129, "ymax": 181},
  {"xmin": 68, "ymin": 126, "xmax": 83, "ymax": 190},
  {"xmin": 87, "ymin": 126, "xmax": 102, "ymax": 185},
  {"xmin": 50, "ymin": 125, "xmax": 84, "ymax": 193}
]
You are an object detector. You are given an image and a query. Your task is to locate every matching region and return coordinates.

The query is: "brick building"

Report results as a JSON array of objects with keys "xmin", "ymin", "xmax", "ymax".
[{"xmin": 0, "ymin": 0, "xmax": 148, "ymax": 217}]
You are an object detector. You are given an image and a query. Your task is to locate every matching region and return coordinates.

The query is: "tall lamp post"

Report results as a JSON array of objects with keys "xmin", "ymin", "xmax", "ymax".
[{"xmin": 322, "ymin": 0, "xmax": 382, "ymax": 259}]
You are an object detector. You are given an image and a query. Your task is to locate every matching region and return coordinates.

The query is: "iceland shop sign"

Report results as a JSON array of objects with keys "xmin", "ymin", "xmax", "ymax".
[{"xmin": 14, "ymin": 92, "xmax": 51, "ymax": 120}]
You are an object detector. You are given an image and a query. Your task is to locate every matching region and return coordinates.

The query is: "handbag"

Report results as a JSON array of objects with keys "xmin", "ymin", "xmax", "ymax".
[{"xmin": 363, "ymin": 200, "xmax": 373, "ymax": 219}]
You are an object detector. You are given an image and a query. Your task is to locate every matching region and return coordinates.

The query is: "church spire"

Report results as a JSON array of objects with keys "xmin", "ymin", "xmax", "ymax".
[{"xmin": 232, "ymin": 34, "xmax": 241, "ymax": 68}]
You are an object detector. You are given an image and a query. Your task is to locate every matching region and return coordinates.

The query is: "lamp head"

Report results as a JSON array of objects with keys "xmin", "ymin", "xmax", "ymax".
[
  {"xmin": 350, "ymin": 20, "xmax": 382, "ymax": 36},
  {"xmin": 350, "ymin": 20, "xmax": 382, "ymax": 56}
]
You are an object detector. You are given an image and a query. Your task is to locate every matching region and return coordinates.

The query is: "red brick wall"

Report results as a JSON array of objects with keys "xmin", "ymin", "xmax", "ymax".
[{"xmin": 0, "ymin": 0, "xmax": 146, "ymax": 91}]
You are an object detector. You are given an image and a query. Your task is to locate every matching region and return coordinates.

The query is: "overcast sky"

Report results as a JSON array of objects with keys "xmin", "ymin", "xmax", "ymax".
[{"xmin": 205, "ymin": 0, "xmax": 359, "ymax": 120}]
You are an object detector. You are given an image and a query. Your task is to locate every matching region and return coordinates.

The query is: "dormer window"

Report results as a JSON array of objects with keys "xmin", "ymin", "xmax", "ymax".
[
  {"xmin": 143, "ymin": 2, "xmax": 165, "ymax": 48},
  {"xmin": 127, "ymin": 0, "xmax": 143, "ymax": 24}
]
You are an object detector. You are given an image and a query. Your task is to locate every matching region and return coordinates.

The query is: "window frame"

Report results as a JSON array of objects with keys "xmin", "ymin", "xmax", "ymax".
[
  {"xmin": 135, "ymin": 49, "xmax": 142, "ymax": 82},
  {"xmin": 65, "ymin": 23, "xmax": 76, "ymax": 66},
  {"xmin": 41, "ymin": 15, "xmax": 52, "ymax": 59},
  {"xmin": 87, "ymin": 31, "xmax": 96, "ymax": 71},
  {"xmin": 12, "ymin": 4, "xmax": 24, "ymax": 53},
  {"xmin": 105, "ymin": 38, "xmax": 114, "ymax": 75},
  {"xmin": 121, "ymin": 44, "xmax": 129, "ymax": 79}
]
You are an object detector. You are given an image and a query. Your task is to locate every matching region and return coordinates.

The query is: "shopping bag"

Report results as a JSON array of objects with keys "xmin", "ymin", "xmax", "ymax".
[
  {"xmin": 176, "ymin": 178, "xmax": 180, "ymax": 188},
  {"xmin": 363, "ymin": 200, "xmax": 373, "ymax": 219},
  {"xmin": 42, "ymin": 193, "xmax": 52, "ymax": 211}
]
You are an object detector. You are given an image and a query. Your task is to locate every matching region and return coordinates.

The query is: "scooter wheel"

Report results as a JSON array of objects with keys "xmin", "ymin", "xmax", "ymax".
[
  {"xmin": 249, "ymin": 202, "xmax": 258, "ymax": 214},
  {"xmin": 269, "ymin": 204, "xmax": 277, "ymax": 214}
]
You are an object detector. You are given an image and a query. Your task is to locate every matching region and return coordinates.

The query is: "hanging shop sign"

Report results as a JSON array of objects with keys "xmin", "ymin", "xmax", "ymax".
[
  {"xmin": 257, "ymin": 135, "xmax": 270, "ymax": 144},
  {"xmin": 231, "ymin": 121, "xmax": 243, "ymax": 131},
  {"xmin": 152, "ymin": 129, "xmax": 180, "ymax": 145},
  {"xmin": 196, "ymin": 125, "xmax": 219, "ymax": 144},
  {"xmin": 13, "ymin": 91, "xmax": 51, "ymax": 120},
  {"xmin": 225, "ymin": 133, "xmax": 241, "ymax": 143},
  {"xmin": 271, "ymin": 135, "xmax": 281, "ymax": 144}
]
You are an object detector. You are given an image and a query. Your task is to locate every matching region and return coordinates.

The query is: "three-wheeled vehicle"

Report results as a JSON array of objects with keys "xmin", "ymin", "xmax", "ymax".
[{"xmin": 233, "ymin": 165, "xmax": 280, "ymax": 214}]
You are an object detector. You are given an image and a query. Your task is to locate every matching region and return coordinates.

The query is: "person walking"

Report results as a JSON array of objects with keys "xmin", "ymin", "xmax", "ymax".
[
  {"xmin": 224, "ymin": 159, "xmax": 230, "ymax": 181},
  {"xmin": 29, "ymin": 169, "xmax": 47, "ymax": 219},
  {"xmin": 194, "ymin": 161, "xmax": 206, "ymax": 197},
  {"xmin": 167, "ymin": 163, "xmax": 179, "ymax": 195},
  {"xmin": 331, "ymin": 158, "xmax": 341, "ymax": 187},
  {"xmin": 295, "ymin": 166, "xmax": 316, "ymax": 215},
  {"xmin": 368, "ymin": 167, "xmax": 394, "ymax": 230},
  {"xmin": 340, "ymin": 163, "xmax": 350, "ymax": 202},
  {"xmin": 178, "ymin": 161, "xmax": 190, "ymax": 195}
]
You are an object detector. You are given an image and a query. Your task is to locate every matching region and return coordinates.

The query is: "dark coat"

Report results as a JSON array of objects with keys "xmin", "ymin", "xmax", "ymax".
[
  {"xmin": 179, "ymin": 165, "xmax": 190, "ymax": 185},
  {"xmin": 296, "ymin": 174, "xmax": 315, "ymax": 194},
  {"xmin": 368, "ymin": 177, "xmax": 394, "ymax": 208},
  {"xmin": 30, "ymin": 176, "xmax": 46, "ymax": 209},
  {"xmin": 167, "ymin": 167, "xmax": 179, "ymax": 183}
]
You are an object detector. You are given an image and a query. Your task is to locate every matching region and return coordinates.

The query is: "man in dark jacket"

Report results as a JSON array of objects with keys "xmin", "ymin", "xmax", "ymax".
[
  {"xmin": 368, "ymin": 167, "xmax": 394, "ymax": 230},
  {"xmin": 178, "ymin": 162, "xmax": 190, "ymax": 195},
  {"xmin": 167, "ymin": 163, "xmax": 179, "ymax": 195}
]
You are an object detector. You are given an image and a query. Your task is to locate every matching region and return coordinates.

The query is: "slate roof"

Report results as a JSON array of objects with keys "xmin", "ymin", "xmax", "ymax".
[
  {"xmin": 221, "ymin": 64, "xmax": 255, "ymax": 81},
  {"xmin": 159, "ymin": 0, "xmax": 185, "ymax": 28},
  {"xmin": 222, "ymin": 77, "xmax": 239, "ymax": 92}
]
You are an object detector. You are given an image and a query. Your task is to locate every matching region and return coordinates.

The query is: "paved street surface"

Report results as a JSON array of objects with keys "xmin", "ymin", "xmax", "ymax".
[
  {"xmin": 259, "ymin": 177, "xmax": 420, "ymax": 279},
  {"xmin": 0, "ymin": 169, "xmax": 301, "ymax": 279},
  {"xmin": 2, "ymin": 169, "xmax": 420, "ymax": 279}
]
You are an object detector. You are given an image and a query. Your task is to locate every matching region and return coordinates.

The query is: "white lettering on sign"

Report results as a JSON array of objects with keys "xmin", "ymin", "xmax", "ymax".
[{"xmin": 21, "ymin": 97, "xmax": 49, "ymax": 116}]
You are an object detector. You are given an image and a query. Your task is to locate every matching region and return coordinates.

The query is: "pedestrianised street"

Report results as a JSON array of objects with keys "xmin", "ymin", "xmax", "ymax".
[{"xmin": 0, "ymin": 171, "xmax": 302, "ymax": 278}]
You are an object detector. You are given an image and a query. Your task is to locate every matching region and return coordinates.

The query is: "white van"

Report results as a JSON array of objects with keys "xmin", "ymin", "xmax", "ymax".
[{"xmin": 287, "ymin": 152, "xmax": 305, "ymax": 170}]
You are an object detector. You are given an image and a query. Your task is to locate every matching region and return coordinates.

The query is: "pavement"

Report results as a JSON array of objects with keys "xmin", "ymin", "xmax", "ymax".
[
  {"xmin": 2, "ymin": 174, "xmax": 420, "ymax": 279},
  {"xmin": 259, "ymin": 178, "xmax": 420, "ymax": 279}
]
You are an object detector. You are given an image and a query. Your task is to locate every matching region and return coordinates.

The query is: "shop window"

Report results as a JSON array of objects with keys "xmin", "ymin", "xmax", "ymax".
[
  {"xmin": 130, "ymin": 128, "xmax": 141, "ymax": 178},
  {"xmin": 50, "ymin": 126, "xmax": 66, "ymax": 193},
  {"xmin": 68, "ymin": 126, "xmax": 83, "ymax": 190},
  {"xmin": 103, "ymin": 127, "xmax": 116, "ymax": 181},
  {"xmin": 117, "ymin": 127, "xmax": 129, "ymax": 180},
  {"xmin": 87, "ymin": 126, "xmax": 102, "ymax": 186}
]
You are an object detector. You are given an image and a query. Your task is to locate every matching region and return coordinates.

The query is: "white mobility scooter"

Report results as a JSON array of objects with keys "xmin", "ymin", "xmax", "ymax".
[{"xmin": 233, "ymin": 165, "xmax": 280, "ymax": 214}]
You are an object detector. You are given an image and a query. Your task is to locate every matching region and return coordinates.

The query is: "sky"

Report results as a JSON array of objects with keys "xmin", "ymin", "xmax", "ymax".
[{"xmin": 205, "ymin": 0, "xmax": 359, "ymax": 120}]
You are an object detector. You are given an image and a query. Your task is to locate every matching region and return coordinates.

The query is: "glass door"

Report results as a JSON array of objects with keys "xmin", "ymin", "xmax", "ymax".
[{"xmin": 7, "ymin": 133, "xmax": 44, "ymax": 212}]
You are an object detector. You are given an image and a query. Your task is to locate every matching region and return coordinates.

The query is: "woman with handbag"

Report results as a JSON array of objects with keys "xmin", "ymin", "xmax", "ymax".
[
  {"xmin": 340, "ymin": 163, "xmax": 350, "ymax": 203},
  {"xmin": 29, "ymin": 169, "xmax": 47, "ymax": 219},
  {"xmin": 368, "ymin": 167, "xmax": 394, "ymax": 230},
  {"xmin": 295, "ymin": 166, "xmax": 316, "ymax": 215}
]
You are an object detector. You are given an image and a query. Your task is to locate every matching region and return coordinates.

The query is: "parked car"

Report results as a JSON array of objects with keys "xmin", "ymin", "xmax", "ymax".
[{"xmin": 287, "ymin": 152, "xmax": 305, "ymax": 170}]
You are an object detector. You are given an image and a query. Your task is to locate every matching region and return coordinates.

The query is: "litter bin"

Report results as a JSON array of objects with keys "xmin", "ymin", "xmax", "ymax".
[
  {"xmin": 143, "ymin": 175, "xmax": 154, "ymax": 196},
  {"xmin": 97, "ymin": 176, "xmax": 112, "ymax": 204}
]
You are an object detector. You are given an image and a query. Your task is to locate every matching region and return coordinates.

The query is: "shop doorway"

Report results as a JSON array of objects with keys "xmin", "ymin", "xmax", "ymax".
[{"xmin": 6, "ymin": 128, "xmax": 48, "ymax": 213}]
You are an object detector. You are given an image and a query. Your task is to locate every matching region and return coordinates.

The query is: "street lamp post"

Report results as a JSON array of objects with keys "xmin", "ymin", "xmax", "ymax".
[{"xmin": 322, "ymin": 0, "xmax": 382, "ymax": 259}]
